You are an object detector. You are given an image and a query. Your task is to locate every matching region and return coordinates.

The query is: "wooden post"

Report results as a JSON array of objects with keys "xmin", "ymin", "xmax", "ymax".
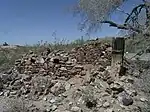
[
  {"xmin": 111, "ymin": 37, "xmax": 125, "ymax": 66},
  {"xmin": 111, "ymin": 37, "xmax": 125, "ymax": 81}
]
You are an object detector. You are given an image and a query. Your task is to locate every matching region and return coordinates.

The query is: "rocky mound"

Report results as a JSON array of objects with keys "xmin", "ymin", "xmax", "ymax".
[
  {"xmin": 0, "ymin": 40, "xmax": 149, "ymax": 112},
  {"xmin": 70, "ymin": 41, "xmax": 111, "ymax": 65}
]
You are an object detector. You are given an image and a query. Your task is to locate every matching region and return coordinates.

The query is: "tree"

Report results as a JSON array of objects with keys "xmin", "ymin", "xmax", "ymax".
[{"xmin": 72, "ymin": 0, "xmax": 150, "ymax": 37}]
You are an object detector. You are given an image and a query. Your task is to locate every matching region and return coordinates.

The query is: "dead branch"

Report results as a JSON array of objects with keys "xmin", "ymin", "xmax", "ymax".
[
  {"xmin": 100, "ymin": 20, "xmax": 142, "ymax": 32},
  {"xmin": 97, "ymin": 20, "xmax": 150, "ymax": 36}
]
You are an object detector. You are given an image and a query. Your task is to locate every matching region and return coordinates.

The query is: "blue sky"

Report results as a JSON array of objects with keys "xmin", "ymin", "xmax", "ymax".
[{"xmin": 0, "ymin": 0, "xmax": 142, "ymax": 45}]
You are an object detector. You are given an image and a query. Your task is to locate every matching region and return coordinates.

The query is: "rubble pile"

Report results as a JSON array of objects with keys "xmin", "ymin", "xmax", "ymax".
[
  {"xmin": 70, "ymin": 41, "xmax": 112, "ymax": 65},
  {"xmin": 0, "ymin": 40, "xmax": 149, "ymax": 112},
  {"xmin": 14, "ymin": 49, "xmax": 85, "ymax": 80}
]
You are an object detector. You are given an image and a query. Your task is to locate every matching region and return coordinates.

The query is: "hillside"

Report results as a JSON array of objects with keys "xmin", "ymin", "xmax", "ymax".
[{"xmin": 0, "ymin": 39, "xmax": 149, "ymax": 112}]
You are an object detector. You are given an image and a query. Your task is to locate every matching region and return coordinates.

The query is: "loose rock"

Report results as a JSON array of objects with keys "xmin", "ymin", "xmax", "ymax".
[
  {"xmin": 71, "ymin": 106, "xmax": 81, "ymax": 112},
  {"xmin": 118, "ymin": 91, "xmax": 133, "ymax": 106}
]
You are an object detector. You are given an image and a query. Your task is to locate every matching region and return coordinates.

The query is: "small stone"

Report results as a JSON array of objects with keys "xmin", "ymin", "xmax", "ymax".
[
  {"xmin": 126, "ymin": 90, "xmax": 137, "ymax": 97},
  {"xmin": 69, "ymin": 102, "xmax": 73, "ymax": 105},
  {"xmin": 62, "ymin": 56, "xmax": 69, "ymax": 62},
  {"xmin": 98, "ymin": 80, "xmax": 109, "ymax": 89},
  {"xmin": 110, "ymin": 82, "xmax": 124, "ymax": 93},
  {"xmin": 58, "ymin": 94, "xmax": 62, "ymax": 97},
  {"xmin": 29, "ymin": 50, "xmax": 33, "ymax": 54},
  {"xmin": 120, "ymin": 76, "xmax": 127, "ymax": 82},
  {"xmin": 50, "ymin": 82, "xmax": 65, "ymax": 95},
  {"xmin": 50, "ymin": 98, "xmax": 56, "ymax": 103},
  {"xmin": 51, "ymin": 56, "xmax": 60, "ymax": 64},
  {"xmin": 0, "ymin": 92, "xmax": 4, "ymax": 96},
  {"xmin": 25, "ymin": 60, "xmax": 31, "ymax": 65},
  {"xmin": 103, "ymin": 102, "xmax": 110, "ymax": 108},
  {"xmin": 51, "ymin": 105, "xmax": 57, "ymax": 111},
  {"xmin": 140, "ymin": 97, "xmax": 148, "ymax": 102},
  {"xmin": 96, "ymin": 101, "xmax": 102, "ymax": 108},
  {"xmin": 133, "ymin": 70, "xmax": 140, "ymax": 77},
  {"xmin": 66, "ymin": 60, "xmax": 73, "ymax": 65},
  {"xmin": 74, "ymin": 65, "xmax": 84, "ymax": 70},
  {"xmin": 39, "ymin": 58, "xmax": 45, "ymax": 64},
  {"xmin": 97, "ymin": 65, "xmax": 105, "ymax": 72},
  {"xmin": 107, "ymin": 78, "xmax": 114, "ymax": 85},
  {"xmin": 106, "ymin": 108, "xmax": 114, "ymax": 112},
  {"xmin": 4, "ymin": 90, "xmax": 10, "ymax": 97},
  {"xmin": 65, "ymin": 65, "xmax": 74, "ymax": 70},
  {"xmin": 43, "ymin": 97, "xmax": 47, "ymax": 101},
  {"xmin": 101, "ymin": 92, "xmax": 110, "ymax": 97},
  {"xmin": 65, "ymin": 82, "xmax": 71, "ymax": 91},
  {"xmin": 28, "ymin": 104, "xmax": 36, "ymax": 108},
  {"xmin": 59, "ymin": 67, "xmax": 67, "ymax": 71},
  {"xmin": 45, "ymin": 108, "xmax": 51, "ymax": 112},
  {"xmin": 24, "ymin": 94, "xmax": 29, "ymax": 98},
  {"xmin": 39, "ymin": 68, "xmax": 46, "ymax": 73},
  {"xmin": 122, "ymin": 96, "xmax": 133, "ymax": 106},
  {"xmin": 44, "ymin": 63, "xmax": 48, "ymax": 69},
  {"xmin": 13, "ymin": 80, "xmax": 22, "ymax": 86},
  {"xmin": 71, "ymin": 106, "xmax": 80, "ymax": 112},
  {"xmin": 10, "ymin": 91, "xmax": 17, "ymax": 95},
  {"xmin": 126, "ymin": 77, "xmax": 134, "ymax": 83},
  {"xmin": 30, "ymin": 57, "xmax": 36, "ymax": 63},
  {"xmin": 80, "ymin": 71, "xmax": 86, "ymax": 76},
  {"xmin": 118, "ymin": 91, "xmax": 133, "ymax": 106},
  {"xmin": 71, "ymin": 59, "xmax": 77, "ymax": 63}
]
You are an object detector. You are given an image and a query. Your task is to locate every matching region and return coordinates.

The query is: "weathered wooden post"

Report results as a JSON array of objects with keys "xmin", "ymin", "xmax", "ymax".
[
  {"xmin": 111, "ymin": 37, "xmax": 125, "ymax": 66},
  {"xmin": 111, "ymin": 37, "xmax": 125, "ymax": 81}
]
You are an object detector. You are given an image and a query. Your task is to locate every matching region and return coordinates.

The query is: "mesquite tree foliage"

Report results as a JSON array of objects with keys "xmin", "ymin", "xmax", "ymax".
[{"xmin": 73, "ymin": 0, "xmax": 150, "ymax": 36}]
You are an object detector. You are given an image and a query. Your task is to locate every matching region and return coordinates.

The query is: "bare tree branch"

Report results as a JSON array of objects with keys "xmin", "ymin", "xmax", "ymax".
[
  {"xmin": 100, "ymin": 20, "xmax": 142, "ymax": 32},
  {"xmin": 73, "ymin": 0, "xmax": 150, "ymax": 37},
  {"xmin": 124, "ymin": 4, "xmax": 145, "ymax": 23},
  {"xmin": 97, "ymin": 20, "xmax": 150, "ymax": 36},
  {"xmin": 72, "ymin": 0, "xmax": 127, "ymax": 32}
]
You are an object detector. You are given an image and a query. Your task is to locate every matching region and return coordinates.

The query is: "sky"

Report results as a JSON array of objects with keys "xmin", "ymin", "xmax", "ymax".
[{"xmin": 0, "ymin": 0, "xmax": 143, "ymax": 45}]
